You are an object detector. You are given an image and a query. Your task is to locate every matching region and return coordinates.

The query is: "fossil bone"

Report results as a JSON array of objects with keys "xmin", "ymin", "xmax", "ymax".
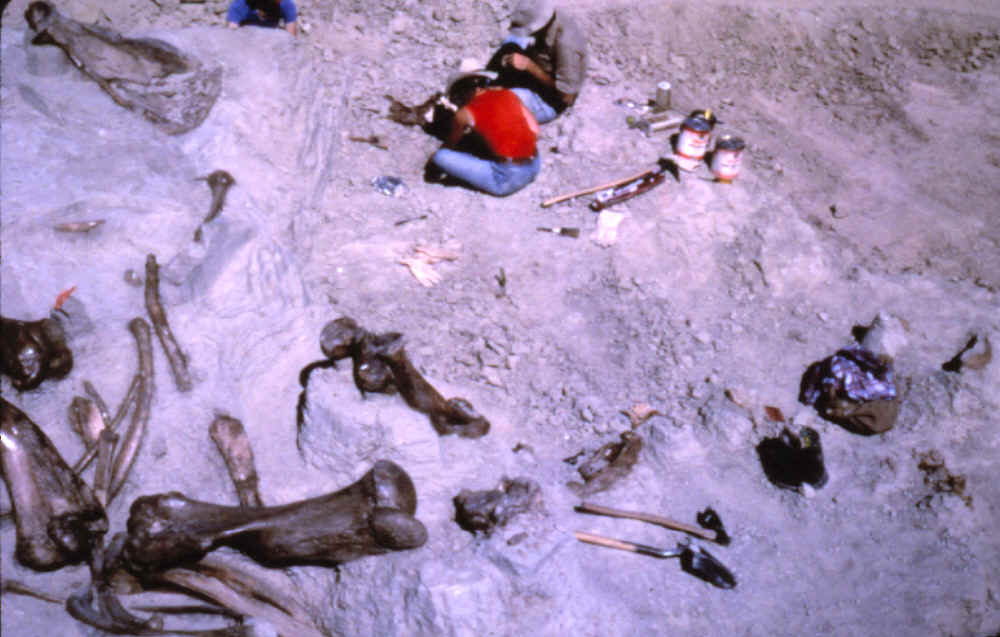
[
  {"xmin": 319, "ymin": 317, "xmax": 396, "ymax": 395},
  {"xmin": 567, "ymin": 431, "xmax": 643, "ymax": 496},
  {"xmin": 24, "ymin": 1, "xmax": 222, "ymax": 134},
  {"xmin": 108, "ymin": 318, "xmax": 154, "ymax": 501},
  {"xmin": 194, "ymin": 170, "xmax": 236, "ymax": 242},
  {"xmin": 317, "ymin": 317, "xmax": 490, "ymax": 437},
  {"xmin": 453, "ymin": 477, "xmax": 542, "ymax": 534},
  {"xmin": 208, "ymin": 414, "xmax": 263, "ymax": 509},
  {"xmin": 145, "ymin": 254, "xmax": 192, "ymax": 392},
  {"xmin": 0, "ymin": 398, "xmax": 108, "ymax": 571},
  {"xmin": 0, "ymin": 314, "xmax": 73, "ymax": 390},
  {"xmin": 121, "ymin": 459, "xmax": 427, "ymax": 574},
  {"xmin": 73, "ymin": 374, "xmax": 140, "ymax": 475},
  {"xmin": 374, "ymin": 335, "xmax": 490, "ymax": 437}
]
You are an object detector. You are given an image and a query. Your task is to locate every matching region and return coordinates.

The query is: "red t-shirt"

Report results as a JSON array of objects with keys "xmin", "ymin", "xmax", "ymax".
[{"xmin": 465, "ymin": 89, "xmax": 537, "ymax": 160}]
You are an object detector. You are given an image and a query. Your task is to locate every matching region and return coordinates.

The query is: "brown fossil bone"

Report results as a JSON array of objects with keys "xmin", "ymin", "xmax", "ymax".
[
  {"xmin": 208, "ymin": 414, "xmax": 263, "ymax": 509},
  {"xmin": 194, "ymin": 170, "xmax": 236, "ymax": 242},
  {"xmin": 72, "ymin": 374, "xmax": 141, "ymax": 475},
  {"xmin": 453, "ymin": 477, "xmax": 542, "ymax": 535},
  {"xmin": 158, "ymin": 562, "xmax": 327, "ymax": 637},
  {"xmin": 0, "ymin": 398, "xmax": 108, "ymax": 571},
  {"xmin": 0, "ymin": 314, "xmax": 73, "ymax": 391},
  {"xmin": 374, "ymin": 334, "xmax": 490, "ymax": 438},
  {"xmin": 145, "ymin": 255, "xmax": 192, "ymax": 392},
  {"xmin": 23, "ymin": 1, "xmax": 223, "ymax": 135},
  {"xmin": 567, "ymin": 431, "xmax": 644, "ymax": 497},
  {"xmin": 68, "ymin": 396, "xmax": 103, "ymax": 449},
  {"xmin": 108, "ymin": 318, "xmax": 155, "ymax": 502},
  {"xmin": 317, "ymin": 316, "xmax": 490, "ymax": 438},
  {"xmin": 319, "ymin": 316, "xmax": 396, "ymax": 395},
  {"xmin": 121, "ymin": 459, "xmax": 427, "ymax": 575}
]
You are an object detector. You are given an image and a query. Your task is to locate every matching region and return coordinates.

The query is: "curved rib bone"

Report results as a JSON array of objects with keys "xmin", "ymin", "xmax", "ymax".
[
  {"xmin": 108, "ymin": 318, "xmax": 154, "ymax": 501},
  {"xmin": 0, "ymin": 398, "xmax": 108, "ymax": 571},
  {"xmin": 122, "ymin": 460, "xmax": 427, "ymax": 574}
]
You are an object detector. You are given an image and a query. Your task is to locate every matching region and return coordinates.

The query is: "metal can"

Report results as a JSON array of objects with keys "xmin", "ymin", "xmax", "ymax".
[
  {"xmin": 674, "ymin": 111, "xmax": 714, "ymax": 171},
  {"xmin": 654, "ymin": 81, "xmax": 672, "ymax": 112},
  {"xmin": 710, "ymin": 135, "xmax": 746, "ymax": 182}
]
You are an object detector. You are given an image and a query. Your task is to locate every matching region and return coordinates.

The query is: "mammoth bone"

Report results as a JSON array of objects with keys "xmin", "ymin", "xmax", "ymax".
[
  {"xmin": 24, "ymin": 1, "xmax": 222, "ymax": 135},
  {"xmin": 0, "ymin": 314, "xmax": 73, "ymax": 391},
  {"xmin": 0, "ymin": 398, "xmax": 108, "ymax": 571},
  {"xmin": 121, "ymin": 460, "xmax": 427, "ymax": 575},
  {"xmin": 318, "ymin": 316, "xmax": 490, "ymax": 438}
]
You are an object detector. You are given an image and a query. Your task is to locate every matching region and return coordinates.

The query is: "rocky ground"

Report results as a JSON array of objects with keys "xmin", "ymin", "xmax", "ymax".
[{"xmin": 2, "ymin": 1, "xmax": 999, "ymax": 636}]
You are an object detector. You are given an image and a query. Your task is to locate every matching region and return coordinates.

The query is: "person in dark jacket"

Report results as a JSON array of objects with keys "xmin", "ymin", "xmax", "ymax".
[
  {"xmin": 227, "ymin": 0, "xmax": 297, "ymax": 36},
  {"xmin": 487, "ymin": 0, "xmax": 587, "ymax": 123}
]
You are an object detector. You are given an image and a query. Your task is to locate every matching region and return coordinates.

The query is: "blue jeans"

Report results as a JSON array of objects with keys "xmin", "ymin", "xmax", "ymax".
[
  {"xmin": 510, "ymin": 87, "xmax": 558, "ymax": 124},
  {"xmin": 431, "ymin": 149, "xmax": 540, "ymax": 197}
]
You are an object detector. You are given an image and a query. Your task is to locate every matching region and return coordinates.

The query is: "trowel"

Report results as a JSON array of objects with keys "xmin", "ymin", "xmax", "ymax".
[{"xmin": 575, "ymin": 531, "xmax": 737, "ymax": 589}]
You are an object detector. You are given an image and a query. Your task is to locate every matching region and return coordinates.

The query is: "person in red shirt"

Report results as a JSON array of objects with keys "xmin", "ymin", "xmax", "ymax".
[{"xmin": 427, "ymin": 72, "xmax": 541, "ymax": 196}]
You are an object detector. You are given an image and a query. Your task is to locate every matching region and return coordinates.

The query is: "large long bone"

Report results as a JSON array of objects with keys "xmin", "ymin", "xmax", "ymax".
[
  {"xmin": 121, "ymin": 460, "xmax": 427, "ymax": 575},
  {"xmin": 0, "ymin": 398, "xmax": 108, "ymax": 571}
]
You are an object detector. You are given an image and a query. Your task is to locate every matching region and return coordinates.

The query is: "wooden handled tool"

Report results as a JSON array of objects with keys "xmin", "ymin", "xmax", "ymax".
[
  {"xmin": 575, "ymin": 502, "xmax": 717, "ymax": 542},
  {"xmin": 536, "ymin": 226, "xmax": 580, "ymax": 238},
  {"xmin": 574, "ymin": 531, "xmax": 683, "ymax": 559},
  {"xmin": 540, "ymin": 168, "xmax": 655, "ymax": 208}
]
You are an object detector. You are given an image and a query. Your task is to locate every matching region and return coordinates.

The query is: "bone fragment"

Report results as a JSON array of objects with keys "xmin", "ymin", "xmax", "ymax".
[
  {"xmin": 145, "ymin": 254, "xmax": 192, "ymax": 391},
  {"xmin": 567, "ymin": 431, "xmax": 643, "ymax": 497},
  {"xmin": 194, "ymin": 170, "xmax": 235, "ymax": 242},
  {"xmin": 375, "ymin": 335, "xmax": 490, "ymax": 438},
  {"xmin": 54, "ymin": 219, "xmax": 105, "ymax": 233},
  {"xmin": 73, "ymin": 374, "xmax": 140, "ymax": 474},
  {"xmin": 209, "ymin": 415, "xmax": 263, "ymax": 509},
  {"xmin": 318, "ymin": 317, "xmax": 490, "ymax": 437},
  {"xmin": 0, "ymin": 398, "xmax": 108, "ymax": 571},
  {"xmin": 108, "ymin": 318, "xmax": 154, "ymax": 501},
  {"xmin": 159, "ymin": 569, "xmax": 325, "ymax": 637},
  {"xmin": 68, "ymin": 397, "xmax": 101, "ymax": 448},
  {"xmin": 93, "ymin": 428, "xmax": 118, "ymax": 507}
]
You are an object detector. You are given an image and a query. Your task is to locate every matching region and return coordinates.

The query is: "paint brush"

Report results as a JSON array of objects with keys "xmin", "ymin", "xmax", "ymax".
[{"xmin": 536, "ymin": 226, "xmax": 580, "ymax": 238}]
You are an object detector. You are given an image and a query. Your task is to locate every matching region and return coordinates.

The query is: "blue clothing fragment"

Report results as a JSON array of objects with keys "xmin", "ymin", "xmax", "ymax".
[
  {"xmin": 227, "ymin": 0, "xmax": 296, "ymax": 27},
  {"xmin": 430, "ymin": 149, "xmax": 540, "ymax": 197}
]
